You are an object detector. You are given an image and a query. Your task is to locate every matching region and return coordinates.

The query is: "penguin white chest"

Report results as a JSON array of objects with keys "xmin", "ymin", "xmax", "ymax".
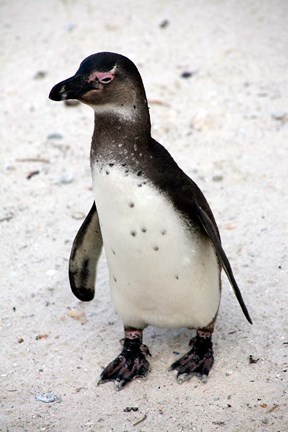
[{"xmin": 92, "ymin": 163, "xmax": 220, "ymax": 329}]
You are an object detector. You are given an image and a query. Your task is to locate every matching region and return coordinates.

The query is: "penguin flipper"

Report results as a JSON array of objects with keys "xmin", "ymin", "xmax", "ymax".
[
  {"xmin": 69, "ymin": 202, "xmax": 103, "ymax": 301},
  {"xmin": 196, "ymin": 205, "xmax": 252, "ymax": 325}
]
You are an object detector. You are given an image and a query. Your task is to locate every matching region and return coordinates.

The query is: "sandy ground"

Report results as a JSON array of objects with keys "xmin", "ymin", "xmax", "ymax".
[{"xmin": 1, "ymin": 0, "xmax": 288, "ymax": 431}]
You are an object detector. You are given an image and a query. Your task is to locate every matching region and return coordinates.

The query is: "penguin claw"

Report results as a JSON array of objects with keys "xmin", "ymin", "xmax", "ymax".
[
  {"xmin": 176, "ymin": 372, "xmax": 190, "ymax": 384},
  {"xmin": 114, "ymin": 379, "xmax": 127, "ymax": 392},
  {"xmin": 98, "ymin": 339, "xmax": 151, "ymax": 390},
  {"xmin": 169, "ymin": 334, "xmax": 214, "ymax": 383}
]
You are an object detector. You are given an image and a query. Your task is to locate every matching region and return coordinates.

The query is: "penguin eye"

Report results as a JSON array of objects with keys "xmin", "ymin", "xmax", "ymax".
[
  {"xmin": 87, "ymin": 71, "xmax": 115, "ymax": 84},
  {"xmin": 98, "ymin": 76, "xmax": 113, "ymax": 84}
]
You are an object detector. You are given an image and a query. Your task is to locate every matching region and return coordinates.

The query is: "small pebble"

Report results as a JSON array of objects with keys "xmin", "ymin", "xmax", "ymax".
[
  {"xmin": 60, "ymin": 173, "xmax": 74, "ymax": 184},
  {"xmin": 271, "ymin": 112, "xmax": 288, "ymax": 123},
  {"xmin": 180, "ymin": 71, "xmax": 196, "ymax": 79},
  {"xmin": 47, "ymin": 133, "xmax": 63, "ymax": 140},
  {"xmin": 35, "ymin": 392, "xmax": 62, "ymax": 403},
  {"xmin": 67, "ymin": 309, "xmax": 88, "ymax": 324},
  {"xmin": 124, "ymin": 407, "xmax": 139, "ymax": 412},
  {"xmin": 65, "ymin": 99, "xmax": 80, "ymax": 107},
  {"xmin": 71, "ymin": 212, "xmax": 85, "ymax": 220},
  {"xmin": 159, "ymin": 19, "xmax": 170, "ymax": 28},
  {"xmin": 212, "ymin": 174, "xmax": 224, "ymax": 182},
  {"xmin": 34, "ymin": 71, "xmax": 47, "ymax": 80},
  {"xmin": 35, "ymin": 334, "xmax": 48, "ymax": 340},
  {"xmin": 249, "ymin": 354, "xmax": 260, "ymax": 364},
  {"xmin": 224, "ymin": 223, "xmax": 236, "ymax": 230}
]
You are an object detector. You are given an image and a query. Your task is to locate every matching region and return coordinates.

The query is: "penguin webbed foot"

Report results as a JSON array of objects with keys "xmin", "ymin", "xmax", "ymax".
[
  {"xmin": 98, "ymin": 337, "xmax": 151, "ymax": 391},
  {"xmin": 169, "ymin": 332, "xmax": 214, "ymax": 383}
]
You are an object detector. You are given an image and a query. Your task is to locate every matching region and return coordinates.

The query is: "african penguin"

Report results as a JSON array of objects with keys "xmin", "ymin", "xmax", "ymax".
[{"xmin": 49, "ymin": 51, "xmax": 252, "ymax": 391}]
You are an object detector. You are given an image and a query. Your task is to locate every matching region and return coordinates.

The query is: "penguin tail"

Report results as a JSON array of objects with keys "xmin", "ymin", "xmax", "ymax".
[{"xmin": 196, "ymin": 206, "xmax": 253, "ymax": 325}]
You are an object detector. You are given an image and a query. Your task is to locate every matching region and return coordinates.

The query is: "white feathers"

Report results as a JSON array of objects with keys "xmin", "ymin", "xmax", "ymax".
[
  {"xmin": 92, "ymin": 163, "xmax": 220, "ymax": 329},
  {"xmin": 90, "ymin": 103, "xmax": 138, "ymax": 121}
]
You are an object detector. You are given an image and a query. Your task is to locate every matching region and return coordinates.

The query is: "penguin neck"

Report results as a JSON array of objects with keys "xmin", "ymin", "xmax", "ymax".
[{"xmin": 90, "ymin": 105, "xmax": 151, "ymax": 167}]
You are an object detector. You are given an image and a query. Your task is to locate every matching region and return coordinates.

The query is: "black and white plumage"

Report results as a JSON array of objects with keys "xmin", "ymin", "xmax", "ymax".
[{"xmin": 49, "ymin": 52, "xmax": 252, "ymax": 390}]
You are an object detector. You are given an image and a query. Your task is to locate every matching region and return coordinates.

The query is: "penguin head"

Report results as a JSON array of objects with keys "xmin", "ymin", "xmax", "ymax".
[{"xmin": 49, "ymin": 52, "xmax": 148, "ymax": 115}]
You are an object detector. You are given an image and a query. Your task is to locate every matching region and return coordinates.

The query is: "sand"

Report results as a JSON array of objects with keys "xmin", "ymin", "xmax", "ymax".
[{"xmin": 1, "ymin": 0, "xmax": 288, "ymax": 431}]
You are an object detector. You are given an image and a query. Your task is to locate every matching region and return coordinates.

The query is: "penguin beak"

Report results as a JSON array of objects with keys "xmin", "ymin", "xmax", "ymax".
[{"xmin": 49, "ymin": 75, "xmax": 88, "ymax": 101}]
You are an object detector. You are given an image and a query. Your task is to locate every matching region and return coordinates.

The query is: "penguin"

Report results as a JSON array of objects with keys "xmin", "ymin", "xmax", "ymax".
[{"xmin": 49, "ymin": 52, "xmax": 252, "ymax": 391}]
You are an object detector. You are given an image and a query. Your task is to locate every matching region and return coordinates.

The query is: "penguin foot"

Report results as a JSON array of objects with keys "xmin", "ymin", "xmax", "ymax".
[
  {"xmin": 169, "ymin": 333, "xmax": 214, "ymax": 383},
  {"xmin": 98, "ymin": 337, "xmax": 151, "ymax": 391}
]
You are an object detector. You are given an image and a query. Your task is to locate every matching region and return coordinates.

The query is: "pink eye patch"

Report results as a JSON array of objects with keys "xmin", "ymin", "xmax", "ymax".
[{"xmin": 88, "ymin": 71, "xmax": 115, "ymax": 84}]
